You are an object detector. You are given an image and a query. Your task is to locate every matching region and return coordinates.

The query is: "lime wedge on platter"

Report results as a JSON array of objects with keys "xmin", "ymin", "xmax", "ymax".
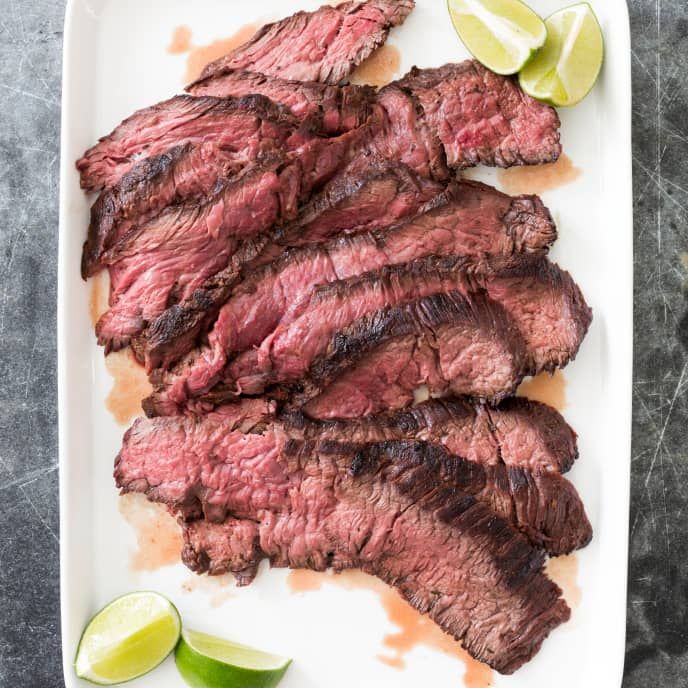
[
  {"xmin": 74, "ymin": 591, "xmax": 182, "ymax": 685},
  {"xmin": 175, "ymin": 628, "xmax": 291, "ymax": 688},
  {"xmin": 519, "ymin": 3, "xmax": 604, "ymax": 106},
  {"xmin": 448, "ymin": 0, "xmax": 547, "ymax": 75}
]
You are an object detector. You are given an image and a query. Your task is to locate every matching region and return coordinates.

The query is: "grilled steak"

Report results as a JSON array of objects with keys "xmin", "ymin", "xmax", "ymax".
[
  {"xmin": 188, "ymin": 69, "xmax": 377, "ymax": 135},
  {"xmin": 117, "ymin": 397, "xmax": 587, "ymax": 553},
  {"xmin": 395, "ymin": 62, "xmax": 562, "ymax": 168},
  {"xmin": 198, "ymin": 0, "xmax": 415, "ymax": 84},
  {"xmin": 293, "ymin": 290, "xmax": 526, "ymax": 415},
  {"xmin": 76, "ymin": 94, "xmax": 302, "ymax": 192},
  {"xmin": 114, "ymin": 408, "xmax": 570, "ymax": 673},
  {"xmin": 147, "ymin": 255, "xmax": 588, "ymax": 415},
  {"xmin": 82, "ymin": 143, "xmax": 246, "ymax": 279},
  {"xmin": 370, "ymin": 84, "xmax": 449, "ymax": 180},
  {"xmin": 138, "ymin": 159, "xmax": 443, "ymax": 371},
  {"xmin": 78, "ymin": 60, "xmax": 560, "ymax": 193},
  {"xmin": 283, "ymin": 404, "xmax": 590, "ymax": 554},
  {"xmin": 285, "ymin": 396, "xmax": 579, "ymax": 474},
  {"xmin": 94, "ymin": 129, "xmax": 364, "ymax": 351},
  {"xmin": 145, "ymin": 181, "xmax": 555, "ymax": 413}
]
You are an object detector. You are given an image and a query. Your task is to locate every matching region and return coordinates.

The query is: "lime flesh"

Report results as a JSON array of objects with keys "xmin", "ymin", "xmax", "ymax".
[
  {"xmin": 448, "ymin": 0, "xmax": 546, "ymax": 75},
  {"xmin": 74, "ymin": 591, "xmax": 182, "ymax": 685},
  {"xmin": 519, "ymin": 3, "xmax": 604, "ymax": 106},
  {"xmin": 176, "ymin": 629, "xmax": 291, "ymax": 688}
]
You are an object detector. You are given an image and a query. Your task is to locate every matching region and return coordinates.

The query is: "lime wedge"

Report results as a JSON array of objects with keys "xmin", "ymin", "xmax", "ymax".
[
  {"xmin": 519, "ymin": 3, "xmax": 604, "ymax": 106},
  {"xmin": 448, "ymin": 0, "xmax": 546, "ymax": 75},
  {"xmin": 175, "ymin": 629, "xmax": 291, "ymax": 688},
  {"xmin": 74, "ymin": 591, "xmax": 181, "ymax": 685}
]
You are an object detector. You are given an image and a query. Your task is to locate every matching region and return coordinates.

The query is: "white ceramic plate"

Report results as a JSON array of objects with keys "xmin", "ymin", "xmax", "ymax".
[{"xmin": 58, "ymin": 1, "xmax": 632, "ymax": 686}]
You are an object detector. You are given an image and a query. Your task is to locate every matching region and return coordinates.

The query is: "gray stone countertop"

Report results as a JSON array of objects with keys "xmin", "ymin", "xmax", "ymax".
[{"xmin": 0, "ymin": 1, "xmax": 685, "ymax": 685}]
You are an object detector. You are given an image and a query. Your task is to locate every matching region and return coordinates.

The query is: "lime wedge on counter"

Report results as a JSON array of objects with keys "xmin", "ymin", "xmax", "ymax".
[
  {"xmin": 519, "ymin": 3, "xmax": 604, "ymax": 106},
  {"xmin": 74, "ymin": 591, "xmax": 181, "ymax": 685},
  {"xmin": 175, "ymin": 629, "xmax": 291, "ymax": 688},
  {"xmin": 448, "ymin": 0, "xmax": 546, "ymax": 75}
]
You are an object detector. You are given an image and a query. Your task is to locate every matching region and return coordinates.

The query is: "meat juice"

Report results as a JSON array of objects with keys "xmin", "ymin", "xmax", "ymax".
[
  {"xmin": 167, "ymin": 24, "xmax": 259, "ymax": 83},
  {"xmin": 288, "ymin": 569, "xmax": 494, "ymax": 687},
  {"xmin": 105, "ymin": 350, "xmax": 152, "ymax": 426},
  {"xmin": 546, "ymin": 554, "xmax": 582, "ymax": 609},
  {"xmin": 497, "ymin": 153, "xmax": 582, "ymax": 196},
  {"xmin": 517, "ymin": 369, "xmax": 567, "ymax": 411},
  {"xmin": 350, "ymin": 45, "xmax": 401, "ymax": 88},
  {"xmin": 118, "ymin": 493, "xmax": 183, "ymax": 572}
]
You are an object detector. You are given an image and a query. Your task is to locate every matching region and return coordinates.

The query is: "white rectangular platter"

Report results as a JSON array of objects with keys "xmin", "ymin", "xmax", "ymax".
[{"xmin": 58, "ymin": 1, "xmax": 633, "ymax": 686}]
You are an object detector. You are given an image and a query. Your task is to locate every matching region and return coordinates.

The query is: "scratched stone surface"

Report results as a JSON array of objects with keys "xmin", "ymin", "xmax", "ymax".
[{"xmin": 0, "ymin": 0, "xmax": 685, "ymax": 686}]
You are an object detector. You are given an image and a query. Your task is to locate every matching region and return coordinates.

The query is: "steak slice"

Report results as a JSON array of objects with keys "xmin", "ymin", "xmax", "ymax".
[
  {"xmin": 284, "ymin": 396, "xmax": 579, "ymax": 474},
  {"xmin": 114, "ymin": 416, "xmax": 569, "ymax": 673},
  {"xmin": 293, "ymin": 290, "xmax": 526, "ymax": 416},
  {"xmin": 282, "ymin": 403, "xmax": 590, "ymax": 554},
  {"xmin": 188, "ymin": 69, "xmax": 377, "ymax": 135},
  {"xmin": 198, "ymin": 0, "xmax": 415, "ymax": 84},
  {"xmin": 394, "ymin": 62, "xmax": 562, "ymax": 168},
  {"xmin": 371, "ymin": 84, "xmax": 449, "ymax": 181},
  {"xmin": 95, "ymin": 129, "xmax": 362, "ymax": 352},
  {"xmin": 144, "ymin": 181, "xmax": 555, "ymax": 414},
  {"xmin": 76, "ymin": 94, "xmax": 301, "ymax": 192},
  {"xmin": 82, "ymin": 143, "xmax": 244, "ymax": 279},
  {"xmin": 152, "ymin": 255, "xmax": 588, "ymax": 415},
  {"xmin": 138, "ymin": 158, "xmax": 443, "ymax": 371}
]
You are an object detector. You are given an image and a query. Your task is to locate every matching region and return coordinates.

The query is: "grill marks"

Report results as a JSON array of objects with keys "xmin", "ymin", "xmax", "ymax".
[
  {"xmin": 143, "ymin": 178, "xmax": 558, "ymax": 414},
  {"xmin": 78, "ymin": 1, "xmax": 594, "ymax": 673},
  {"xmin": 138, "ymin": 159, "xmax": 443, "ymax": 372},
  {"xmin": 77, "ymin": 94, "xmax": 301, "ymax": 193},
  {"xmin": 114, "ymin": 403, "xmax": 583, "ymax": 672},
  {"xmin": 79, "ymin": 62, "xmax": 564, "ymax": 356}
]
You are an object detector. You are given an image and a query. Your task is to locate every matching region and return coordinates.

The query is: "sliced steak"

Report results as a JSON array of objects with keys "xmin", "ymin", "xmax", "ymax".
[
  {"xmin": 76, "ymin": 94, "xmax": 302, "ymax": 192},
  {"xmin": 115, "ymin": 415, "xmax": 569, "ymax": 673},
  {"xmin": 145, "ymin": 181, "xmax": 555, "ymax": 414},
  {"xmin": 284, "ymin": 396, "xmax": 579, "ymax": 474},
  {"xmin": 138, "ymin": 158, "xmax": 442, "ymax": 371},
  {"xmin": 293, "ymin": 290, "xmax": 526, "ymax": 416},
  {"xmin": 371, "ymin": 84, "xmax": 449, "ymax": 181},
  {"xmin": 395, "ymin": 62, "xmax": 562, "ymax": 168},
  {"xmin": 481, "ymin": 258, "xmax": 592, "ymax": 372},
  {"xmin": 149, "ymin": 255, "xmax": 588, "ymax": 416},
  {"xmin": 188, "ymin": 69, "xmax": 377, "ymax": 135},
  {"xmin": 95, "ymin": 130, "xmax": 362, "ymax": 352},
  {"xmin": 282, "ymin": 403, "xmax": 590, "ymax": 554},
  {"xmin": 198, "ymin": 0, "xmax": 415, "ymax": 84},
  {"xmin": 82, "ymin": 143, "xmax": 244, "ymax": 279}
]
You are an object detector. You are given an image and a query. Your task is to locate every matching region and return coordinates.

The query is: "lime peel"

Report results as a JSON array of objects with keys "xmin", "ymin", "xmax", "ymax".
[{"xmin": 176, "ymin": 629, "xmax": 291, "ymax": 688}]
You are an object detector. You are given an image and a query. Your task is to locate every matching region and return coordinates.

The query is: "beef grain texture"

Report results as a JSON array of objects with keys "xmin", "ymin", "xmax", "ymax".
[
  {"xmin": 94, "ymin": 129, "xmax": 364, "ymax": 352},
  {"xmin": 284, "ymin": 396, "xmax": 579, "ymax": 475},
  {"xmin": 138, "ymin": 158, "xmax": 443, "ymax": 371},
  {"xmin": 149, "ymin": 255, "xmax": 589, "ymax": 417},
  {"xmin": 295, "ymin": 290, "xmax": 528, "ymax": 416},
  {"xmin": 198, "ymin": 0, "xmax": 415, "ymax": 84},
  {"xmin": 395, "ymin": 62, "xmax": 562, "ymax": 168},
  {"xmin": 188, "ymin": 69, "xmax": 377, "ymax": 135},
  {"xmin": 119, "ymin": 396, "xmax": 590, "ymax": 553},
  {"xmin": 76, "ymin": 94, "xmax": 300, "ymax": 192},
  {"xmin": 283, "ymin": 401, "xmax": 591, "ymax": 554},
  {"xmin": 145, "ymin": 182, "xmax": 556, "ymax": 415},
  {"xmin": 114, "ymin": 407, "xmax": 570, "ymax": 673},
  {"xmin": 79, "ymin": 60, "xmax": 561, "ymax": 290}
]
